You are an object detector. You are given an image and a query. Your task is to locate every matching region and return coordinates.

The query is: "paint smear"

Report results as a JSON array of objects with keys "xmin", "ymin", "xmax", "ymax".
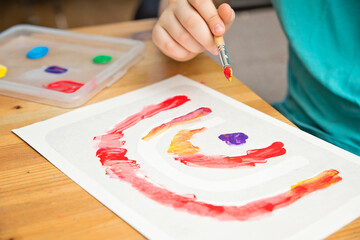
[
  {"xmin": 167, "ymin": 128, "xmax": 206, "ymax": 155},
  {"xmin": 45, "ymin": 65, "xmax": 68, "ymax": 74},
  {"xmin": 142, "ymin": 107, "xmax": 211, "ymax": 140},
  {"xmin": 94, "ymin": 95, "xmax": 341, "ymax": 221},
  {"xmin": 0, "ymin": 64, "xmax": 7, "ymax": 78},
  {"xmin": 107, "ymin": 95, "xmax": 190, "ymax": 136},
  {"xmin": 219, "ymin": 132, "xmax": 248, "ymax": 145},
  {"xmin": 44, "ymin": 80, "xmax": 84, "ymax": 93},
  {"xmin": 26, "ymin": 46, "xmax": 49, "ymax": 59},
  {"xmin": 168, "ymin": 128, "xmax": 285, "ymax": 168}
]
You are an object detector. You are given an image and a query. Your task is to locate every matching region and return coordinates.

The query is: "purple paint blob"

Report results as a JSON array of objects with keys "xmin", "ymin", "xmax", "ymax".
[
  {"xmin": 219, "ymin": 132, "xmax": 248, "ymax": 146},
  {"xmin": 45, "ymin": 65, "xmax": 68, "ymax": 74}
]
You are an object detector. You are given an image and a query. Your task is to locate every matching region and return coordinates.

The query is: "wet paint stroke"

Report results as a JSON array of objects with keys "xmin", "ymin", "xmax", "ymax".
[
  {"xmin": 168, "ymin": 128, "xmax": 285, "ymax": 168},
  {"xmin": 43, "ymin": 80, "xmax": 84, "ymax": 93},
  {"xmin": 142, "ymin": 107, "xmax": 212, "ymax": 140},
  {"xmin": 94, "ymin": 95, "xmax": 342, "ymax": 221},
  {"xmin": 167, "ymin": 128, "xmax": 206, "ymax": 155},
  {"xmin": 219, "ymin": 132, "xmax": 248, "ymax": 146},
  {"xmin": 107, "ymin": 95, "xmax": 190, "ymax": 135}
]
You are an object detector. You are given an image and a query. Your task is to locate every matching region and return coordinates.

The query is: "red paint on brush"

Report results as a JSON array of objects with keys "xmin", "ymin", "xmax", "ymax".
[
  {"xmin": 174, "ymin": 142, "xmax": 286, "ymax": 168},
  {"xmin": 94, "ymin": 95, "xmax": 342, "ymax": 221},
  {"xmin": 44, "ymin": 80, "xmax": 84, "ymax": 93},
  {"xmin": 224, "ymin": 66, "xmax": 232, "ymax": 81}
]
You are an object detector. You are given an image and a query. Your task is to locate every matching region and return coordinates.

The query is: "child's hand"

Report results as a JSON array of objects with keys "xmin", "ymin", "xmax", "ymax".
[{"xmin": 152, "ymin": 0, "xmax": 235, "ymax": 61}]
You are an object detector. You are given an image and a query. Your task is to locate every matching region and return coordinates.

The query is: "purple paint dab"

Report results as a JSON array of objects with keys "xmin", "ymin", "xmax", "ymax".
[
  {"xmin": 45, "ymin": 65, "xmax": 68, "ymax": 74},
  {"xmin": 219, "ymin": 132, "xmax": 248, "ymax": 146}
]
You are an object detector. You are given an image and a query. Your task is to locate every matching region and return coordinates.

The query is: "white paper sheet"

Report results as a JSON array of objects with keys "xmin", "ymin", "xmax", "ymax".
[{"xmin": 13, "ymin": 75, "xmax": 360, "ymax": 240}]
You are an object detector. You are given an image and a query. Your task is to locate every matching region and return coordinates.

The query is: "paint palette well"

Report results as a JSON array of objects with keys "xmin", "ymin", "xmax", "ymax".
[{"xmin": 0, "ymin": 25, "xmax": 145, "ymax": 107}]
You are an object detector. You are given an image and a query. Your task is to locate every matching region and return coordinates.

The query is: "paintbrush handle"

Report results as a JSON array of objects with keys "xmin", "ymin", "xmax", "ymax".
[
  {"xmin": 214, "ymin": 36, "xmax": 225, "ymax": 47},
  {"xmin": 214, "ymin": 35, "xmax": 233, "ymax": 81},
  {"xmin": 215, "ymin": 36, "xmax": 230, "ymax": 68}
]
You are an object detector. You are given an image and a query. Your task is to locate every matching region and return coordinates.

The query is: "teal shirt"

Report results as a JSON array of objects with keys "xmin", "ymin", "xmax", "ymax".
[{"xmin": 272, "ymin": 0, "xmax": 360, "ymax": 156}]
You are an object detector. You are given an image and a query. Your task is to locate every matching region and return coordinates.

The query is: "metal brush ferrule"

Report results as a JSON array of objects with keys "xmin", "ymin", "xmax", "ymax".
[{"xmin": 218, "ymin": 45, "xmax": 231, "ymax": 69}]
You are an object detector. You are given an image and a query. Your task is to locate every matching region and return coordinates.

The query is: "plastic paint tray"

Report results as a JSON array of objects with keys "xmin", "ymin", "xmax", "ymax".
[{"xmin": 0, "ymin": 25, "xmax": 145, "ymax": 108}]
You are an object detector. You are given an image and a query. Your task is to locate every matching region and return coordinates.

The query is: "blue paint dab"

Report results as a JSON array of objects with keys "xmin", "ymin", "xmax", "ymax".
[
  {"xmin": 45, "ymin": 65, "xmax": 68, "ymax": 74},
  {"xmin": 219, "ymin": 132, "xmax": 248, "ymax": 146},
  {"xmin": 26, "ymin": 46, "xmax": 49, "ymax": 59}
]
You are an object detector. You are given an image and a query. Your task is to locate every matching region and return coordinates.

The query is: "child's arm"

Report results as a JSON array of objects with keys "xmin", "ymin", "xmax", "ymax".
[{"xmin": 153, "ymin": 0, "xmax": 235, "ymax": 61}]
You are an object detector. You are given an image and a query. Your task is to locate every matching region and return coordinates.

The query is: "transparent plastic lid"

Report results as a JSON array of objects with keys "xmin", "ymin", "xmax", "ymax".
[{"xmin": 0, "ymin": 24, "xmax": 145, "ymax": 108}]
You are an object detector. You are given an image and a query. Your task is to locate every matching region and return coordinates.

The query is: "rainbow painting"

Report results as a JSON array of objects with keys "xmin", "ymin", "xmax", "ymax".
[
  {"xmin": 14, "ymin": 75, "xmax": 360, "ymax": 240},
  {"xmin": 94, "ymin": 95, "xmax": 342, "ymax": 221}
]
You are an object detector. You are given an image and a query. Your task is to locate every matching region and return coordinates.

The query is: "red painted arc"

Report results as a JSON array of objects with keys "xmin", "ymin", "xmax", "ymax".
[
  {"xmin": 94, "ymin": 95, "xmax": 342, "ymax": 221},
  {"xmin": 175, "ymin": 142, "xmax": 286, "ymax": 168},
  {"xmin": 142, "ymin": 107, "xmax": 212, "ymax": 140},
  {"xmin": 168, "ymin": 127, "xmax": 286, "ymax": 168},
  {"xmin": 109, "ymin": 95, "xmax": 190, "ymax": 134}
]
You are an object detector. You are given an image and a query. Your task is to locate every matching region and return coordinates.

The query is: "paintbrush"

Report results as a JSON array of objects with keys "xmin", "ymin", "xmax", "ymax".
[{"xmin": 214, "ymin": 36, "xmax": 232, "ymax": 81}]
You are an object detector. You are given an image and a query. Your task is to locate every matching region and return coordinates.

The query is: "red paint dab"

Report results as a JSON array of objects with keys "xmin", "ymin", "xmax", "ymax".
[
  {"xmin": 224, "ymin": 66, "xmax": 232, "ymax": 81},
  {"xmin": 44, "ymin": 80, "xmax": 84, "ymax": 93}
]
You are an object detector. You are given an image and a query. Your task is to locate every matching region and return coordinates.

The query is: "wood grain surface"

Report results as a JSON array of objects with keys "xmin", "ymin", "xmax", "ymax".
[{"xmin": 0, "ymin": 18, "xmax": 359, "ymax": 240}]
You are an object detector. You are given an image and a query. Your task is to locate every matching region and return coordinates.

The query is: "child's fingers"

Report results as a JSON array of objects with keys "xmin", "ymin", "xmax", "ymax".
[
  {"xmin": 188, "ymin": 0, "xmax": 225, "ymax": 36},
  {"xmin": 174, "ymin": 0, "xmax": 217, "ymax": 54},
  {"xmin": 152, "ymin": 0, "xmax": 234, "ymax": 61},
  {"xmin": 152, "ymin": 24, "xmax": 196, "ymax": 61},
  {"xmin": 218, "ymin": 3, "xmax": 236, "ymax": 31},
  {"xmin": 159, "ymin": 9, "xmax": 204, "ymax": 54}
]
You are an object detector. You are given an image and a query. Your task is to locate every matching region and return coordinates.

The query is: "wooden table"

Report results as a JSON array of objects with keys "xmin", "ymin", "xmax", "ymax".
[{"xmin": 0, "ymin": 19, "xmax": 359, "ymax": 240}]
